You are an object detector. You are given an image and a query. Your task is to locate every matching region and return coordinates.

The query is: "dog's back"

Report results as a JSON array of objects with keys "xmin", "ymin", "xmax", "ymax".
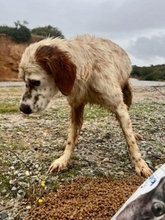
[
  {"xmin": 65, "ymin": 35, "xmax": 132, "ymax": 107},
  {"xmin": 69, "ymin": 34, "xmax": 132, "ymax": 86}
]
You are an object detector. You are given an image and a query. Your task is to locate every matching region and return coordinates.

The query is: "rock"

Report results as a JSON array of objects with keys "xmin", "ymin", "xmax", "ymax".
[{"xmin": 0, "ymin": 212, "xmax": 8, "ymax": 220}]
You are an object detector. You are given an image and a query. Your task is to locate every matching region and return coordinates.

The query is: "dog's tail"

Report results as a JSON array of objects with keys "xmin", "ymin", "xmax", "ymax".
[{"xmin": 122, "ymin": 80, "xmax": 133, "ymax": 109}]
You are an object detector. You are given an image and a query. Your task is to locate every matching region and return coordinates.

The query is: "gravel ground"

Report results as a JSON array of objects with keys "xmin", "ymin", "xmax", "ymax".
[{"xmin": 0, "ymin": 85, "xmax": 165, "ymax": 219}]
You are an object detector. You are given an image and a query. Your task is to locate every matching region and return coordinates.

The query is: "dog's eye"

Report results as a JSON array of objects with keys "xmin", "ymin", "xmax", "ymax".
[
  {"xmin": 152, "ymin": 202, "xmax": 165, "ymax": 217},
  {"xmin": 29, "ymin": 80, "xmax": 40, "ymax": 87}
]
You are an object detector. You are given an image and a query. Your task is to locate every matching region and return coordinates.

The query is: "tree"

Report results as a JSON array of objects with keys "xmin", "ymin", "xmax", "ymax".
[
  {"xmin": 14, "ymin": 20, "xmax": 21, "ymax": 29},
  {"xmin": 0, "ymin": 25, "xmax": 13, "ymax": 35},
  {"xmin": 131, "ymin": 65, "xmax": 141, "ymax": 78},
  {"xmin": 0, "ymin": 21, "xmax": 31, "ymax": 43},
  {"xmin": 31, "ymin": 25, "xmax": 64, "ymax": 38},
  {"xmin": 11, "ymin": 21, "xmax": 31, "ymax": 42},
  {"xmin": 0, "ymin": 22, "xmax": 65, "ymax": 43},
  {"xmin": 131, "ymin": 64, "xmax": 165, "ymax": 81}
]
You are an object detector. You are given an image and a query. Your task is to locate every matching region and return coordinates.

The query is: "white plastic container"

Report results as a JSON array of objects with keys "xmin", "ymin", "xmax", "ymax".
[{"xmin": 112, "ymin": 164, "xmax": 165, "ymax": 220}]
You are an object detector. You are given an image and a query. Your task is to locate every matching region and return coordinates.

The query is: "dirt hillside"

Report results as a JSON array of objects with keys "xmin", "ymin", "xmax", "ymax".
[{"xmin": 0, "ymin": 34, "xmax": 43, "ymax": 81}]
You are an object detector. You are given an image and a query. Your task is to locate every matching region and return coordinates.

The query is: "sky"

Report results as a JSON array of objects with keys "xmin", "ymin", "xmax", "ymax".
[{"xmin": 1, "ymin": 0, "xmax": 165, "ymax": 66}]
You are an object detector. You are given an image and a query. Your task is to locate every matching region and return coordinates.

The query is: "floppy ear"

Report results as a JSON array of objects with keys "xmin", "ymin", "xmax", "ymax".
[{"xmin": 35, "ymin": 45, "xmax": 76, "ymax": 96}]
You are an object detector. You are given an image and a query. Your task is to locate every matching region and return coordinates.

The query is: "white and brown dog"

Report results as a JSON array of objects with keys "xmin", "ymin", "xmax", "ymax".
[{"xmin": 18, "ymin": 34, "xmax": 152, "ymax": 177}]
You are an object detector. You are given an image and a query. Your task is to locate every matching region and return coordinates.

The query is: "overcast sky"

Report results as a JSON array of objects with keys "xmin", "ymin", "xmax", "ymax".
[{"xmin": 1, "ymin": 0, "xmax": 165, "ymax": 66}]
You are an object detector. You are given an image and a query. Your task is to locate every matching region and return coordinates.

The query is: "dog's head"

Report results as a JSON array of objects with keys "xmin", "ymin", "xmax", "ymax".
[{"xmin": 19, "ymin": 41, "xmax": 76, "ymax": 114}]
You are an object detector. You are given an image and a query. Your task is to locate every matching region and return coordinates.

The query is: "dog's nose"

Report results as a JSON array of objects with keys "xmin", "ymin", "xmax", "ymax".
[{"xmin": 19, "ymin": 103, "xmax": 32, "ymax": 114}]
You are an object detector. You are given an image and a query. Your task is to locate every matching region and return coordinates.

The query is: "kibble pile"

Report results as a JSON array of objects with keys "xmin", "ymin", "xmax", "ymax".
[{"xmin": 24, "ymin": 175, "xmax": 144, "ymax": 220}]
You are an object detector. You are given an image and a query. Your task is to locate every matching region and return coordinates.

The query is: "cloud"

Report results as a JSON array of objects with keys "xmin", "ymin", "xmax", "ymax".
[
  {"xmin": 1, "ymin": 0, "xmax": 165, "ymax": 66},
  {"xmin": 128, "ymin": 34, "xmax": 165, "ymax": 61},
  {"xmin": 81, "ymin": 0, "xmax": 165, "ymax": 37},
  {"xmin": 1, "ymin": 0, "xmax": 165, "ymax": 37}
]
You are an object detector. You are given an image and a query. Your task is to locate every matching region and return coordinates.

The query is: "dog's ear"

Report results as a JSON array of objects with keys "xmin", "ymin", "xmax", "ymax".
[{"xmin": 35, "ymin": 45, "xmax": 76, "ymax": 96}]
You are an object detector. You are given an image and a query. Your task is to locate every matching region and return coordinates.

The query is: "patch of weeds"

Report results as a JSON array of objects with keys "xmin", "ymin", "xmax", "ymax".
[
  {"xmin": 130, "ymin": 102, "xmax": 160, "ymax": 116},
  {"xmin": 71, "ymin": 154, "xmax": 80, "ymax": 161},
  {"xmin": 92, "ymin": 169, "xmax": 107, "ymax": 178},
  {"xmin": 49, "ymin": 107, "xmax": 68, "ymax": 119},
  {"xmin": 0, "ymin": 100, "xmax": 19, "ymax": 113},
  {"xmin": 25, "ymin": 174, "xmax": 51, "ymax": 205},
  {"xmin": 148, "ymin": 157, "xmax": 158, "ymax": 167},
  {"xmin": 0, "ymin": 144, "xmax": 59, "ymax": 205},
  {"xmin": 0, "ymin": 173, "xmax": 10, "ymax": 193},
  {"xmin": 47, "ymin": 179, "xmax": 59, "ymax": 192},
  {"xmin": 9, "ymin": 142, "xmax": 26, "ymax": 151},
  {"xmin": 120, "ymin": 154, "xmax": 129, "ymax": 163},
  {"xmin": 60, "ymin": 168, "xmax": 79, "ymax": 178},
  {"xmin": 55, "ymin": 144, "xmax": 65, "ymax": 151},
  {"xmin": 84, "ymin": 105, "xmax": 109, "ymax": 120},
  {"xmin": 4, "ymin": 159, "xmax": 58, "ymax": 207},
  {"xmin": 43, "ymin": 156, "xmax": 56, "ymax": 163},
  {"xmin": 49, "ymin": 103, "xmax": 109, "ymax": 121}
]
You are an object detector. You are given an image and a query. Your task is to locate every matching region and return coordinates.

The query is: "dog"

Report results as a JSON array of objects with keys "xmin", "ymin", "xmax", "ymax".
[
  {"xmin": 115, "ymin": 176, "xmax": 165, "ymax": 220},
  {"xmin": 18, "ymin": 34, "xmax": 152, "ymax": 177}
]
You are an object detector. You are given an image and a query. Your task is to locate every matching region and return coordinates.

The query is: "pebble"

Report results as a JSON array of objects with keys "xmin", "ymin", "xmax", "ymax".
[
  {"xmin": 26, "ymin": 205, "xmax": 31, "ymax": 210},
  {"xmin": 0, "ymin": 212, "xmax": 8, "ymax": 220},
  {"xmin": 102, "ymin": 157, "xmax": 110, "ymax": 162}
]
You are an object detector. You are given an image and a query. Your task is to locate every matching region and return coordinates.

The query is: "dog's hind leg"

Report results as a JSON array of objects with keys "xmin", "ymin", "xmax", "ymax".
[
  {"xmin": 115, "ymin": 102, "xmax": 152, "ymax": 177},
  {"xmin": 122, "ymin": 81, "xmax": 143, "ymax": 140},
  {"xmin": 122, "ymin": 80, "xmax": 133, "ymax": 109},
  {"xmin": 48, "ymin": 104, "xmax": 84, "ymax": 173}
]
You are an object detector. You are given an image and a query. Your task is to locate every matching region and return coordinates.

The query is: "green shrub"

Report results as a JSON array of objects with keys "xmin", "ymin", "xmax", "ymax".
[
  {"xmin": 0, "ymin": 24, "xmax": 31, "ymax": 42},
  {"xmin": 11, "ymin": 25, "xmax": 31, "ymax": 42},
  {"xmin": 31, "ymin": 25, "xmax": 64, "ymax": 38},
  {"xmin": 132, "ymin": 65, "xmax": 165, "ymax": 81}
]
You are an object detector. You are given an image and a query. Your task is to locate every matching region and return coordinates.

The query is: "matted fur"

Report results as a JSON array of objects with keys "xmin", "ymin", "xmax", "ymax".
[{"xmin": 19, "ymin": 34, "xmax": 152, "ymax": 177}]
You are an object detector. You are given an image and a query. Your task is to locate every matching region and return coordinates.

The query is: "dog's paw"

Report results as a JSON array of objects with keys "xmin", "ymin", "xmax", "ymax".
[
  {"xmin": 48, "ymin": 157, "xmax": 68, "ymax": 173},
  {"xmin": 134, "ymin": 132, "xmax": 143, "ymax": 141},
  {"xmin": 135, "ymin": 159, "xmax": 153, "ymax": 178}
]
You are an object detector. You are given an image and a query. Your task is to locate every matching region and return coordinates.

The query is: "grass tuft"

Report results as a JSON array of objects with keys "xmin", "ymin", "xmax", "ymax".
[{"xmin": 0, "ymin": 100, "xmax": 19, "ymax": 113}]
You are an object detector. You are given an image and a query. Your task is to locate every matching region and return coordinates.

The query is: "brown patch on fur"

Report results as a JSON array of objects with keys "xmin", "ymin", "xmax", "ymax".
[
  {"xmin": 92, "ymin": 62, "xmax": 101, "ymax": 73},
  {"xmin": 23, "ymin": 91, "xmax": 32, "ymax": 100},
  {"xmin": 132, "ymin": 156, "xmax": 135, "ymax": 161},
  {"xmin": 34, "ymin": 95, "xmax": 39, "ymax": 104},
  {"xmin": 35, "ymin": 45, "xmax": 77, "ymax": 96}
]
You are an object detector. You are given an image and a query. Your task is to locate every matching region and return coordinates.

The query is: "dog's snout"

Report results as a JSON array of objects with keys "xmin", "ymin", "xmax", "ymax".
[{"xmin": 20, "ymin": 103, "xmax": 32, "ymax": 114}]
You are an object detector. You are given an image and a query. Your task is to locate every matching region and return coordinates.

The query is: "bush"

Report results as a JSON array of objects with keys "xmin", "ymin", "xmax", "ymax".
[
  {"xmin": 0, "ymin": 25, "xmax": 13, "ymax": 36},
  {"xmin": 0, "ymin": 22, "xmax": 65, "ymax": 43},
  {"xmin": 0, "ymin": 24, "xmax": 31, "ymax": 43},
  {"xmin": 31, "ymin": 25, "xmax": 64, "ymax": 38},
  {"xmin": 11, "ymin": 25, "xmax": 31, "ymax": 42},
  {"xmin": 144, "ymin": 71, "xmax": 165, "ymax": 81},
  {"xmin": 131, "ymin": 65, "xmax": 165, "ymax": 81}
]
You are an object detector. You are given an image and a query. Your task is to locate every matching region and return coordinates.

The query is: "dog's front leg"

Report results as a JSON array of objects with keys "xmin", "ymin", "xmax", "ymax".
[
  {"xmin": 115, "ymin": 102, "xmax": 152, "ymax": 177},
  {"xmin": 48, "ymin": 104, "xmax": 84, "ymax": 173}
]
